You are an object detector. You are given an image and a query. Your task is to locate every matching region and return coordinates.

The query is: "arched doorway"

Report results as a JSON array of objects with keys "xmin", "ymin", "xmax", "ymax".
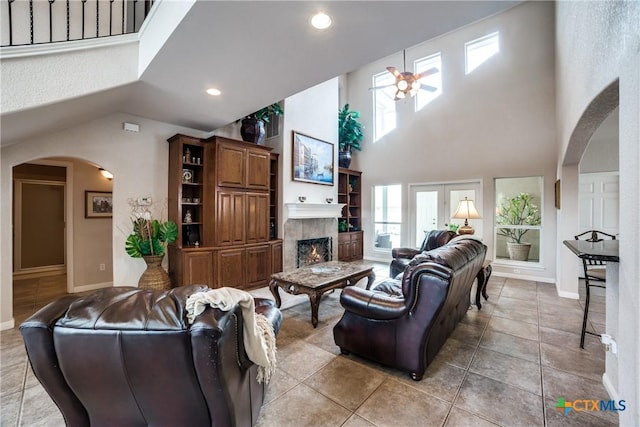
[{"xmin": 11, "ymin": 157, "xmax": 114, "ymax": 324}]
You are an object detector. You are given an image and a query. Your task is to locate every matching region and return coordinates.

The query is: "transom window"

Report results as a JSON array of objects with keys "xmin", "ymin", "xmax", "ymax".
[
  {"xmin": 414, "ymin": 53, "xmax": 442, "ymax": 111},
  {"xmin": 372, "ymin": 71, "xmax": 396, "ymax": 142},
  {"xmin": 465, "ymin": 31, "xmax": 500, "ymax": 74}
]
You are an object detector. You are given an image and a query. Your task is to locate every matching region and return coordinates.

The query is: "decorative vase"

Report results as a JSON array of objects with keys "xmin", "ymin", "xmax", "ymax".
[
  {"xmin": 240, "ymin": 118, "xmax": 266, "ymax": 145},
  {"xmin": 507, "ymin": 242, "xmax": 532, "ymax": 261},
  {"xmin": 338, "ymin": 151, "xmax": 351, "ymax": 168},
  {"xmin": 139, "ymin": 255, "xmax": 172, "ymax": 290}
]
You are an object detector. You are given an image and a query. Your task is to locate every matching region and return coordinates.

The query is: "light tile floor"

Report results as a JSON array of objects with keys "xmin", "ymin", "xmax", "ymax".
[{"xmin": 1, "ymin": 264, "xmax": 617, "ymax": 426}]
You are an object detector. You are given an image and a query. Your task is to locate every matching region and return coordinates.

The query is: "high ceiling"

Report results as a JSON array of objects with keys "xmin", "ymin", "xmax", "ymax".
[{"xmin": 2, "ymin": 1, "xmax": 522, "ymax": 145}]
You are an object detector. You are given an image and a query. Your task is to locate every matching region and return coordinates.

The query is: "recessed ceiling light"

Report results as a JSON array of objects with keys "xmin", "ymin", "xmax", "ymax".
[
  {"xmin": 311, "ymin": 12, "xmax": 332, "ymax": 30},
  {"xmin": 206, "ymin": 88, "xmax": 221, "ymax": 96}
]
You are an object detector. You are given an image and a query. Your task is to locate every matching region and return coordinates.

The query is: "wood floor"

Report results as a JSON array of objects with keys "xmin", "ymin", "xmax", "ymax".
[{"xmin": 12, "ymin": 273, "xmax": 68, "ymax": 325}]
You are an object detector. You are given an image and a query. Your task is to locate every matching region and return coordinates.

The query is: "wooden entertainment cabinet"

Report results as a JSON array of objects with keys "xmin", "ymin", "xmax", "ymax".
[{"xmin": 167, "ymin": 134, "xmax": 282, "ymax": 289}]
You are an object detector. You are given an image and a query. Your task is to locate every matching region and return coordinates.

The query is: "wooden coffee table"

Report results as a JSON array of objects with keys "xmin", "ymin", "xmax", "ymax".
[{"xmin": 269, "ymin": 261, "xmax": 375, "ymax": 327}]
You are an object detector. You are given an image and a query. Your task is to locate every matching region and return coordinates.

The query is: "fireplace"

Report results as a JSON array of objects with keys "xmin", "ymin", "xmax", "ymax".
[{"xmin": 297, "ymin": 237, "xmax": 332, "ymax": 267}]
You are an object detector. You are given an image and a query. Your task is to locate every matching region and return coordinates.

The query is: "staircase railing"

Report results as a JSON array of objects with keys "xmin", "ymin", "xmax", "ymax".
[{"xmin": 1, "ymin": 0, "xmax": 155, "ymax": 47}]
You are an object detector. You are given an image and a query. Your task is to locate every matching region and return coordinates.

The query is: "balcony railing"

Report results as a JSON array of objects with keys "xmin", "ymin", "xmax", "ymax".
[{"xmin": 1, "ymin": 0, "xmax": 154, "ymax": 47}]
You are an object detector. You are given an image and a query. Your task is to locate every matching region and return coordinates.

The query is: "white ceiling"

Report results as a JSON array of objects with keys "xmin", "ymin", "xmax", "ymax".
[{"xmin": 2, "ymin": 1, "xmax": 523, "ymax": 145}]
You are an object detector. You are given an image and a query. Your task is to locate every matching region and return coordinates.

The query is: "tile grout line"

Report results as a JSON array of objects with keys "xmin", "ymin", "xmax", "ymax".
[
  {"xmin": 537, "ymin": 282, "xmax": 549, "ymax": 427},
  {"xmin": 441, "ymin": 279, "xmax": 502, "ymax": 427}
]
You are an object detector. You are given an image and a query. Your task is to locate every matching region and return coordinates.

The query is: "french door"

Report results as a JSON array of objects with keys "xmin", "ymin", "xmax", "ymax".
[{"xmin": 409, "ymin": 181, "xmax": 482, "ymax": 247}]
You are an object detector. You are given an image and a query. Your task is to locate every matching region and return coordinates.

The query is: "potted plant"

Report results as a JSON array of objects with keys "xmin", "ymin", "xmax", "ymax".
[
  {"xmin": 125, "ymin": 210, "xmax": 178, "ymax": 290},
  {"xmin": 240, "ymin": 102, "xmax": 283, "ymax": 145},
  {"xmin": 495, "ymin": 192, "xmax": 541, "ymax": 261},
  {"xmin": 338, "ymin": 104, "xmax": 364, "ymax": 168}
]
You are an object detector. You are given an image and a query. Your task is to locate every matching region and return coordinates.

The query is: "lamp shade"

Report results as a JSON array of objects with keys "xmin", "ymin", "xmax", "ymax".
[
  {"xmin": 452, "ymin": 197, "xmax": 481, "ymax": 220},
  {"xmin": 452, "ymin": 197, "xmax": 481, "ymax": 234}
]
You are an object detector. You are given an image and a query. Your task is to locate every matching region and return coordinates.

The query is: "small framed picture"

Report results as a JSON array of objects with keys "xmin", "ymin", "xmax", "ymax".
[
  {"xmin": 85, "ymin": 191, "xmax": 112, "ymax": 218},
  {"xmin": 182, "ymin": 168, "xmax": 194, "ymax": 183}
]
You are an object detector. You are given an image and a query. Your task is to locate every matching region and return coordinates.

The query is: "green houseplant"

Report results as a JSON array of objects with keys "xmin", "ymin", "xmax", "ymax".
[
  {"xmin": 126, "ymin": 212, "xmax": 178, "ymax": 290},
  {"xmin": 240, "ymin": 102, "xmax": 283, "ymax": 145},
  {"xmin": 338, "ymin": 104, "xmax": 364, "ymax": 168},
  {"xmin": 495, "ymin": 192, "xmax": 541, "ymax": 261}
]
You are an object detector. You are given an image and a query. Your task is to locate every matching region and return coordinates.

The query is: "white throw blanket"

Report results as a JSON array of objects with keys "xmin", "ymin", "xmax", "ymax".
[{"xmin": 185, "ymin": 287, "xmax": 277, "ymax": 383}]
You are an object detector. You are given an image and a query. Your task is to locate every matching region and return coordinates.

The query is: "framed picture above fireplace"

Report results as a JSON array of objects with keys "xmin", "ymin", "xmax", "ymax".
[{"xmin": 292, "ymin": 131, "xmax": 334, "ymax": 186}]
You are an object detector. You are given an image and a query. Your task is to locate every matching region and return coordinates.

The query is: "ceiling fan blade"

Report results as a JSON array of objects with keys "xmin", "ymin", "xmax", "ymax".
[
  {"xmin": 420, "ymin": 85, "xmax": 438, "ymax": 92},
  {"xmin": 369, "ymin": 83, "xmax": 395, "ymax": 90},
  {"xmin": 416, "ymin": 67, "xmax": 440, "ymax": 79},
  {"xmin": 387, "ymin": 66, "xmax": 401, "ymax": 78}
]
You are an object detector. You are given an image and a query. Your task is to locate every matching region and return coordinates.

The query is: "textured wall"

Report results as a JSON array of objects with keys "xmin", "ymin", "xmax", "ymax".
[
  {"xmin": 1, "ymin": 42, "xmax": 139, "ymax": 114},
  {"xmin": 555, "ymin": 1, "xmax": 640, "ymax": 423}
]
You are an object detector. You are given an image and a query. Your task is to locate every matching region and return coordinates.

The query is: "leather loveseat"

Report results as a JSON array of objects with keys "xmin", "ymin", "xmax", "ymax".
[
  {"xmin": 389, "ymin": 229, "xmax": 457, "ymax": 278},
  {"xmin": 334, "ymin": 237, "xmax": 486, "ymax": 381},
  {"xmin": 20, "ymin": 285, "xmax": 282, "ymax": 427}
]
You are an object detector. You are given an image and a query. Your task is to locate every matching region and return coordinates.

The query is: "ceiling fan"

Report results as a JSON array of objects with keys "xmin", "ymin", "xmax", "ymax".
[{"xmin": 371, "ymin": 50, "xmax": 439, "ymax": 101}]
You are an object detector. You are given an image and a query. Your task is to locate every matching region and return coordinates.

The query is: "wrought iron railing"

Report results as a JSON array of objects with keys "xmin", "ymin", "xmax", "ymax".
[{"xmin": 1, "ymin": 0, "xmax": 154, "ymax": 47}]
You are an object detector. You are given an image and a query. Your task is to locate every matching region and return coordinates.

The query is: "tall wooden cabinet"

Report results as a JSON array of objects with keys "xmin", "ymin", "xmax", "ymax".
[
  {"xmin": 167, "ymin": 134, "xmax": 282, "ymax": 290},
  {"xmin": 338, "ymin": 168, "xmax": 364, "ymax": 261}
]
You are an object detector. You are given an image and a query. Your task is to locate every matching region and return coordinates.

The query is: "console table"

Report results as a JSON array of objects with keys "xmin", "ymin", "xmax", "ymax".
[{"xmin": 269, "ymin": 261, "xmax": 375, "ymax": 327}]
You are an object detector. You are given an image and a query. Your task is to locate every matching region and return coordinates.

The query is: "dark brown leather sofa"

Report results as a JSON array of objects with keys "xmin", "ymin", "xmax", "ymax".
[
  {"xmin": 20, "ymin": 285, "xmax": 282, "ymax": 427},
  {"xmin": 389, "ymin": 229, "xmax": 457, "ymax": 278},
  {"xmin": 334, "ymin": 238, "xmax": 486, "ymax": 381}
]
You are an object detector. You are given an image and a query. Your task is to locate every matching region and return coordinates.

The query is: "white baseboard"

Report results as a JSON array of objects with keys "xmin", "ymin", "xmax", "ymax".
[
  {"xmin": 492, "ymin": 271, "xmax": 556, "ymax": 283},
  {"xmin": 0, "ymin": 319, "xmax": 16, "ymax": 331},
  {"xmin": 558, "ymin": 290, "xmax": 580, "ymax": 299},
  {"xmin": 72, "ymin": 282, "xmax": 113, "ymax": 293},
  {"xmin": 602, "ymin": 372, "xmax": 619, "ymax": 402}
]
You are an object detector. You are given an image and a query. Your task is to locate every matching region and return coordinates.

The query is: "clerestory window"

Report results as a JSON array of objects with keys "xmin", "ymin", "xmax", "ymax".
[
  {"xmin": 465, "ymin": 31, "xmax": 500, "ymax": 74},
  {"xmin": 372, "ymin": 71, "xmax": 397, "ymax": 142},
  {"xmin": 414, "ymin": 53, "xmax": 442, "ymax": 111}
]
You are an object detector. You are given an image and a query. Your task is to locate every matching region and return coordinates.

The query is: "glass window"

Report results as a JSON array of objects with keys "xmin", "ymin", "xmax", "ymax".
[
  {"xmin": 374, "ymin": 185, "xmax": 401, "ymax": 251},
  {"xmin": 494, "ymin": 176, "xmax": 543, "ymax": 264},
  {"xmin": 414, "ymin": 53, "xmax": 442, "ymax": 111},
  {"xmin": 465, "ymin": 31, "xmax": 500, "ymax": 74},
  {"xmin": 372, "ymin": 71, "xmax": 396, "ymax": 142}
]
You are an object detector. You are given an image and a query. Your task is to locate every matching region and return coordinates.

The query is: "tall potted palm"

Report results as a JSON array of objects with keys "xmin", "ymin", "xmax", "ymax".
[
  {"xmin": 496, "ymin": 192, "xmax": 541, "ymax": 261},
  {"xmin": 240, "ymin": 103, "xmax": 283, "ymax": 145},
  {"xmin": 338, "ymin": 104, "xmax": 364, "ymax": 168}
]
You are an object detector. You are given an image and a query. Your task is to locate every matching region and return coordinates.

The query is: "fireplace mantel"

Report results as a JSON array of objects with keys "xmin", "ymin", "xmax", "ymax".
[{"xmin": 286, "ymin": 203, "xmax": 345, "ymax": 219}]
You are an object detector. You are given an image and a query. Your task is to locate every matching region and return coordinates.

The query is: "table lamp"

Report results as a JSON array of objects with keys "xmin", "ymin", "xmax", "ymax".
[{"xmin": 452, "ymin": 197, "xmax": 481, "ymax": 234}]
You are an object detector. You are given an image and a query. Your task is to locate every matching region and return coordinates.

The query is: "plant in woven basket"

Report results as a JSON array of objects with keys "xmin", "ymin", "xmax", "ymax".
[
  {"xmin": 495, "ymin": 192, "xmax": 541, "ymax": 244},
  {"xmin": 125, "ymin": 211, "xmax": 178, "ymax": 258}
]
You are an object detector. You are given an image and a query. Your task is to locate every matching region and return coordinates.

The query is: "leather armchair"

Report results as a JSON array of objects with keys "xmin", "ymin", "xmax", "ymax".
[
  {"xmin": 389, "ymin": 229, "xmax": 457, "ymax": 278},
  {"xmin": 20, "ymin": 285, "xmax": 282, "ymax": 427},
  {"xmin": 334, "ymin": 238, "xmax": 486, "ymax": 381}
]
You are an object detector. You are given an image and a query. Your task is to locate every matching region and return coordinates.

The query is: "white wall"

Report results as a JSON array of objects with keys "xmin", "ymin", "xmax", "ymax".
[
  {"xmin": 0, "ymin": 113, "xmax": 206, "ymax": 329},
  {"xmin": 346, "ymin": 2, "xmax": 557, "ymax": 281},
  {"xmin": 281, "ymin": 78, "xmax": 340, "ymax": 220},
  {"xmin": 555, "ymin": 2, "xmax": 640, "ymax": 424}
]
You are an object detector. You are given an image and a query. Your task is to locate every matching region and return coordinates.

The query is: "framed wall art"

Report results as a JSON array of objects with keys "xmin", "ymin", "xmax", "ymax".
[
  {"xmin": 292, "ymin": 131, "xmax": 334, "ymax": 186},
  {"xmin": 85, "ymin": 191, "xmax": 113, "ymax": 218}
]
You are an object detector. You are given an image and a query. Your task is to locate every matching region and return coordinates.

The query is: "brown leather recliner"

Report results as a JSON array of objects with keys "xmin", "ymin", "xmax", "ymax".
[
  {"xmin": 20, "ymin": 285, "xmax": 282, "ymax": 427},
  {"xmin": 389, "ymin": 229, "xmax": 457, "ymax": 278},
  {"xmin": 334, "ymin": 238, "xmax": 486, "ymax": 381}
]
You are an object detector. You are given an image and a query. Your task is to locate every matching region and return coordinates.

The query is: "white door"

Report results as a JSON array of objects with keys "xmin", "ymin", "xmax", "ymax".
[
  {"xmin": 579, "ymin": 173, "xmax": 619, "ymax": 237},
  {"xmin": 409, "ymin": 181, "xmax": 482, "ymax": 248}
]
